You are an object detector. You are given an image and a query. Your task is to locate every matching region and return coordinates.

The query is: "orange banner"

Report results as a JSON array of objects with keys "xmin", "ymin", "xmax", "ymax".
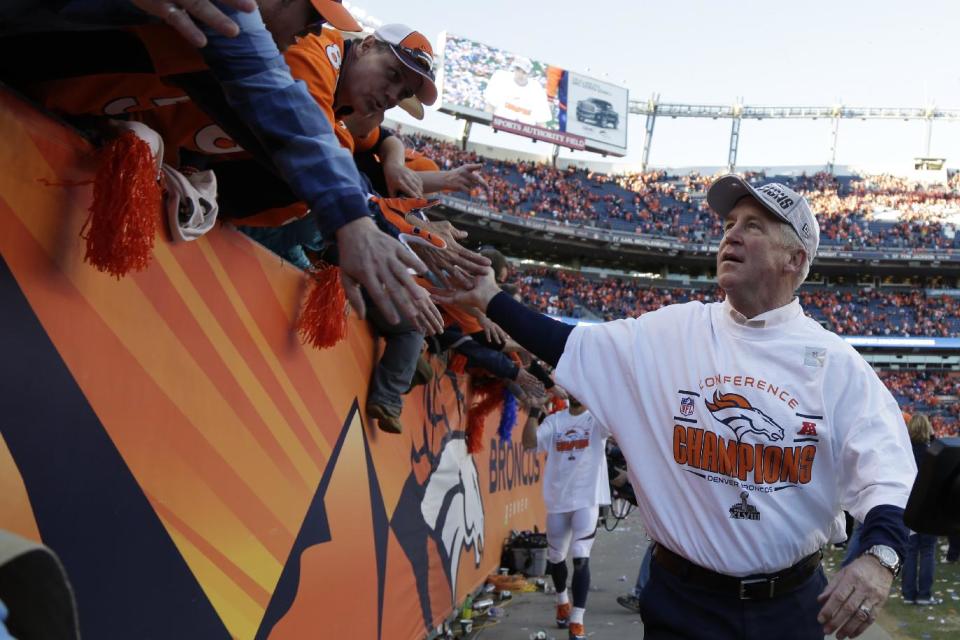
[{"xmin": 0, "ymin": 89, "xmax": 545, "ymax": 639}]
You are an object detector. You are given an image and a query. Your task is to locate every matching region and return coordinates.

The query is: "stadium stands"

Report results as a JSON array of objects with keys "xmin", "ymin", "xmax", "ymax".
[
  {"xmin": 408, "ymin": 134, "xmax": 960, "ymax": 250},
  {"xmin": 515, "ymin": 267, "xmax": 960, "ymax": 438}
]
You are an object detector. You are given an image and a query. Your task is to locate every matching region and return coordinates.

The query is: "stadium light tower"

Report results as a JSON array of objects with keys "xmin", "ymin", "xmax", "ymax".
[
  {"xmin": 640, "ymin": 94, "xmax": 659, "ymax": 171},
  {"xmin": 727, "ymin": 99, "xmax": 743, "ymax": 172},
  {"xmin": 827, "ymin": 104, "xmax": 842, "ymax": 174}
]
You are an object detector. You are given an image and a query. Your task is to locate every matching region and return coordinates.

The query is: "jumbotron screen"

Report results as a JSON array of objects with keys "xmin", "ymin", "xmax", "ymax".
[{"xmin": 437, "ymin": 33, "xmax": 629, "ymax": 156}]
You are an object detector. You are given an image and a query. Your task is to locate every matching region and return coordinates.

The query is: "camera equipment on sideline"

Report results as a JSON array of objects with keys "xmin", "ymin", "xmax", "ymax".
[{"xmin": 607, "ymin": 441, "xmax": 637, "ymax": 507}]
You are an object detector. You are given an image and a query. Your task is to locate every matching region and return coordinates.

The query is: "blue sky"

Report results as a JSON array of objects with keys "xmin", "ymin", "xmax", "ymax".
[{"xmin": 352, "ymin": 0, "xmax": 960, "ymax": 171}]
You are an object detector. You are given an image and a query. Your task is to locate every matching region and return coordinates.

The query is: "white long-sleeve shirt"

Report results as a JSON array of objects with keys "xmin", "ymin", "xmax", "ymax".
[{"xmin": 555, "ymin": 297, "xmax": 916, "ymax": 576}]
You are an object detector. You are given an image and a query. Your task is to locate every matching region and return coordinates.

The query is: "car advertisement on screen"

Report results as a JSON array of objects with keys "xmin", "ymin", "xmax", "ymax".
[
  {"xmin": 563, "ymin": 72, "xmax": 629, "ymax": 152},
  {"xmin": 436, "ymin": 33, "xmax": 628, "ymax": 156}
]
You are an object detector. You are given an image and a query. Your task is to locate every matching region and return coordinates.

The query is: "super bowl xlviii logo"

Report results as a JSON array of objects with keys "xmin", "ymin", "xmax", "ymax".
[
  {"xmin": 729, "ymin": 491, "xmax": 760, "ymax": 521},
  {"xmin": 680, "ymin": 396, "xmax": 695, "ymax": 416}
]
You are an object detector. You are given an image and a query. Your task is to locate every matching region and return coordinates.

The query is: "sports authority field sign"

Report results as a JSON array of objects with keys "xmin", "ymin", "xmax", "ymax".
[{"xmin": 491, "ymin": 116, "xmax": 586, "ymax": 150}]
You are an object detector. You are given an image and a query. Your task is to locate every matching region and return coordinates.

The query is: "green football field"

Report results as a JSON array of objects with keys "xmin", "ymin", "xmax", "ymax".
[{"xmin": 822, "ymin": 542, "xmax": 960, "ymax": 640}]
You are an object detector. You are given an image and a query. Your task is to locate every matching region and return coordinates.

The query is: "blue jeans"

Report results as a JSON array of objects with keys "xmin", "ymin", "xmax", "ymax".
[
  {"xmin": 631, "ymin": 543, "xmax": 653, "ymax": 598},
  {"xmin": 901, "ymin": 533, "xmax": 937, "ymax": 600},
  {"xmin": 365, "ymin": 297, "xmax": 424, "ymax": 414}
]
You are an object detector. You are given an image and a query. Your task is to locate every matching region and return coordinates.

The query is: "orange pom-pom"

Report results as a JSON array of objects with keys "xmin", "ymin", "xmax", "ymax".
[
  {"xmin": 297, "ymin": 264, "xmax": 348, "ymax": 349},
  {"xmin": 80, "ymin": 130, "xmax": 161, "ymax": 278},
  {"xmin": 465, "ymin": 381, "xmax": 504, "ymax": 454}
]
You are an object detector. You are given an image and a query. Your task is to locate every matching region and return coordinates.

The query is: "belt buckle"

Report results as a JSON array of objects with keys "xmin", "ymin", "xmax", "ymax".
[{"xmin": 739, "ymin": 576, "xmax": 777, "ymax": 600}]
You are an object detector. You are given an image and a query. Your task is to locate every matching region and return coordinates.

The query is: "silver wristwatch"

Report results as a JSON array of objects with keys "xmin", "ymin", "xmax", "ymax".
[{"xmin": 863, "ymin": 544, "xmax": 901, "ymax": 576}]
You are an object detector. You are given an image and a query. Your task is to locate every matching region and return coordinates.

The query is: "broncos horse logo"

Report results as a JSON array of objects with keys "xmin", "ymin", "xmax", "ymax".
[
  {"xmin": 704, "ymin": 391, "xmax": 784, "ymax": 442},
  {"xmin": 421, "ymin": 437, "xmax": 484, "ymax": 598},
  {"xmin": 391, "ymin": 369, "xmax": 486, "ymax": 632}
]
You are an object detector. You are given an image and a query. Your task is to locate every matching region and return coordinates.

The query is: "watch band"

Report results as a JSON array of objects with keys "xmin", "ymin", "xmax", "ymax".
[{"xmin": 864, "ymin": 544, "xmax": 901, "ymax": 576}]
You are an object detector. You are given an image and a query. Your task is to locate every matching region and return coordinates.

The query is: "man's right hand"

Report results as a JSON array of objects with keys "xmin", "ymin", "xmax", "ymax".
[
  {"xmin": 430, "ymin": 266, "xmax": 502, "ymax": 312},
  {"xmin": 335, "ymin": 217, "xmax": 443, "ymax": 335},
  {"xmin": 515, "ymin": 368, "xmax": 546, "ymax": 400},
  {"xmin": 132, "ymin": 0, "xmax": 256, "ymax": 47},
  {"xmin": 403, "ymin": 216, "xmax": 490, "ymax": 288}
]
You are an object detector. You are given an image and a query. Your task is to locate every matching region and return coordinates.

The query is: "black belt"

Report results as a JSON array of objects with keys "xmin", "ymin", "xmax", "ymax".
[{"xmin": 652, "ymin": 544, "xmax": 822, "ymax": 600}]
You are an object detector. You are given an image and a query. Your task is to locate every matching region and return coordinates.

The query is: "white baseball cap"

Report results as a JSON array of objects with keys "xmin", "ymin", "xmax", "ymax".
[
  {"xmin": 513, "ymin": 57, "xmax": 533, "ymax": 74},
  {"xmin": 707, "ymin": 175, "xmax": 820, "ymax": 261}
]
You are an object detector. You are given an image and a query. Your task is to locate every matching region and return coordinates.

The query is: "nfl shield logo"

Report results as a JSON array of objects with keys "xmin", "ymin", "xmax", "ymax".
[{"xmin": 680, "ymin": 397, "xmax": 695, "ymax": 416}]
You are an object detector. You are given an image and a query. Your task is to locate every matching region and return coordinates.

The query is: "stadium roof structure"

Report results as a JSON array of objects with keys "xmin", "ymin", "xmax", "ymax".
[{"xmin": 631, "ymin": 95, "xmax": 960, "ymax": 172}]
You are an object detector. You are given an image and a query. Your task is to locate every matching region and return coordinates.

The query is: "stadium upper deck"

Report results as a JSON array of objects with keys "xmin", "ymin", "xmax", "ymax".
[{"xmin": 404, "ymin": 134, "xmax": 960, "ymax": 270}]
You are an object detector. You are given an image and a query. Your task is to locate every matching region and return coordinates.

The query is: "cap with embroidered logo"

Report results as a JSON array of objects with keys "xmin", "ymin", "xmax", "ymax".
[
  {"xmin": 373, "ymin": 24, "xmax": 437, "ymax": 106},
  {"xmin": 707, "ymin": 175, "xmax": 820, "ymax": 262}
]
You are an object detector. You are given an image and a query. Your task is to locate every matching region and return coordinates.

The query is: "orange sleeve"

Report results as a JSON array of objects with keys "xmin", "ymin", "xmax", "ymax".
[
  {"xmin": 440, "ymin": 304, "xmax": 484, "ymax": 334},
  {"xmin": 404, "ymin": 150, "xmax": 440, "ymax": 172}
]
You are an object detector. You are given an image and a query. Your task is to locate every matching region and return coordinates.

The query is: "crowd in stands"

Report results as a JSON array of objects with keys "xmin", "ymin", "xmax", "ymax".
[
  {"xmin": 407, "ymin": 135, "xmax": 960, "ymax": 250},
  {"xmin": 515, "ymin": 267, "xmax": 960, "ymax": 437},
  {"xmin": 798, "ymin": 288, "xmax": 960, "ymax": 337},
  {"xmin": 878, "ymin": 371, "xmax": 960, "ymax": 438},
  {"xmin": 517, "ymin": 267, "xmax": 960, "ymax": 337}
]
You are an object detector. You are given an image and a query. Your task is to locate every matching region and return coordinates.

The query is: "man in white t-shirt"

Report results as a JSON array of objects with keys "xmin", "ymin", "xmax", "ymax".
[
  {"xmin": 437, "ymin": 175, "xmax": 916, "ymax": 640},
  {"xmin": 522, "ymin": 397, "xmax": 610, "ymax": 640},
  {"xmin": 483, "ymin": 57, "xmax": 553, "ymax": 126}
]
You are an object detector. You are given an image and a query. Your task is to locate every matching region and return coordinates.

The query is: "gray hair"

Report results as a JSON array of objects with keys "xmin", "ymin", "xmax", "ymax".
[{"xmin": 779, "ymin": 223, "xmax": 810, "ymax": 290}]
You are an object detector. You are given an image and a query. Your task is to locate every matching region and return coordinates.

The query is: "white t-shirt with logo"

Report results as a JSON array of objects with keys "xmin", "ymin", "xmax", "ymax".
[
  {"xmin": 483, "ymin": 70, "xmax": 552, "ymax": 125},
  {"xmin": 555, "ymin": 298, "xmax": 916, "ymax": 576},
  {"xmin": 537, "ymin": 409, "xmax": 611, "ymax": 514}
]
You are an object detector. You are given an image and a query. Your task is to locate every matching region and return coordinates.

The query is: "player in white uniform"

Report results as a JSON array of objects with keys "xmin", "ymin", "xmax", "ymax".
[
  {"xmin": 522, "ymin": 398, "xmax": 610, "ymax": 640},
  {"xmin": 483, "ymin": 58, "xmax": 553, "ymax": 126},
  {"xmin": 437, "ymin": 176, "xmax": 917, "ymax": 640}
]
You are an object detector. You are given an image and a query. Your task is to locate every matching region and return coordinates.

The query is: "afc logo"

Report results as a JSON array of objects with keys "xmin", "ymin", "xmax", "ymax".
[
  {"xmin": 798, "ymin": 421, "xmax": 818, "ymax": 436},
  {"xmin": 680, "ymin": 396, "xmax": 695, "ymax": 416}
]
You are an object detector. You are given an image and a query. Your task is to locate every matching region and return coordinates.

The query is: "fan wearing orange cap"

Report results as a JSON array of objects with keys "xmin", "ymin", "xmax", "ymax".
[
  {"xmin": 283, "ymin": 24, "xmax": 436, "ymax": 154},
  {"xmin": 209, "ymin": 23, "xmax": 438, "ymax": 225}
]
